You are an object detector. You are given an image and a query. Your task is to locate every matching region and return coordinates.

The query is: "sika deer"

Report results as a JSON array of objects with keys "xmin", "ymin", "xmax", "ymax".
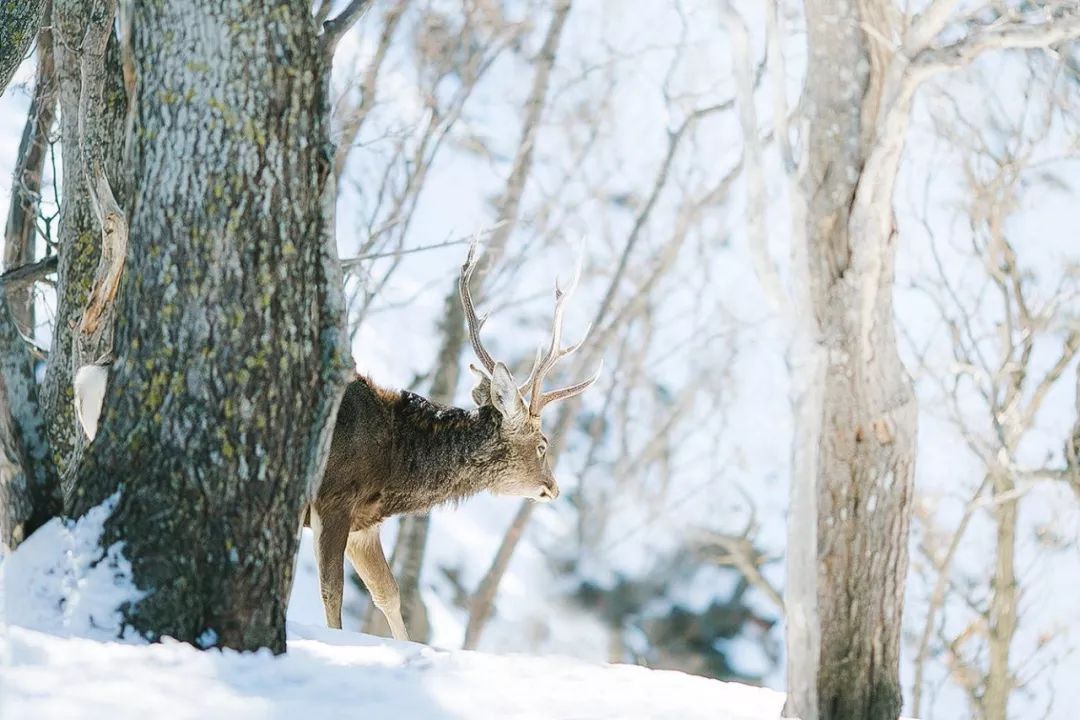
[{"xmin": 306, "ymin": 244, "xmax": 600, "ymax": 640}]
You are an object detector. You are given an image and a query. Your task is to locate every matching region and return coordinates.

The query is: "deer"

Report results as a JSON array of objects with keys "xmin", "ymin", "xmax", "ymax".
[{"xmin": 305, "ymin": 244, "xmax": 601, "ymax": 641}]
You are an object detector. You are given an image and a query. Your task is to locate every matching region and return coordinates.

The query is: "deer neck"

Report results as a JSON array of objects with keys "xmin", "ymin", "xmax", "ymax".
[{"xmin": 391, "ymin": 391, "xmax": 505, "ymax": 510}]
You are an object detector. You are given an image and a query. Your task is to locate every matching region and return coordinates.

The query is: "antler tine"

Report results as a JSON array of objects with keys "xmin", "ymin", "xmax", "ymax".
[
  {"xmin": 459, "ymin": 239, "xmax": 496, "ymax": 373},
  {"xmin": 527, "ymin": 253, "xmax": 596, "ymax": 416},
  {"xmin": 535, "ymin": 358, "xmax": 604, "ymax": 413},
  {"xmin": 518, "ymin": 345, "xmax": 544, "ymax": 395}
]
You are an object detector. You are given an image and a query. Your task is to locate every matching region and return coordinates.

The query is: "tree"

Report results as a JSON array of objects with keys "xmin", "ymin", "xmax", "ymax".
[
  {"xmin": 780, "ymin": 3, "xmax": 1080, "ymax": 719},
  {"xmin": 0, "ymin": 12, "xmax": 60, "ymax": 550},
  {"xmin": 2, "ymin": 0, "xmax": 367, "ymax": 652}
]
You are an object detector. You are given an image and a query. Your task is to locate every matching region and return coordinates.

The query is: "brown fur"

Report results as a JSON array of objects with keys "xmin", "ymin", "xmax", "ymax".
[{"xmin": 304, "ymin": 373, "xmax": 557, "ymax": 639}]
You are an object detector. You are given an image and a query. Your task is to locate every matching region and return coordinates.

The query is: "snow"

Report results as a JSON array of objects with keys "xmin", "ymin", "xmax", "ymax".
[
  {"xmin": 1, "ymin": 623, "xmax": 788, "ymax": 720},
  {"xmin": 1, "ymin": 495, "xmax": 144, "ymax": 642},
  {"xmin": 1, "ymin": 500, "xmax": 788, "ymax": 720}
]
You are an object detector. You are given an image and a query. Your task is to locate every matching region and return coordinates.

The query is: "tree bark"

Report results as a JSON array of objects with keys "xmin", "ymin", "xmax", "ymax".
[
  {"xmin": 66, "ymin": 0, "xmax": 349, "ymax": 653},
  {"xmin": 41, "ymin": 1, "xmax": 127, "ymax": 482},
  {"xmin": 794, "ymin": 3, "xmax": 918, "ymax": 719},
  {"xmin": 0, "ymin": 0, "xmax": 45, "ymax": 96},
  {"xmin": 0, "ymin": 298, "xmax": 61, "ymax": 550}
]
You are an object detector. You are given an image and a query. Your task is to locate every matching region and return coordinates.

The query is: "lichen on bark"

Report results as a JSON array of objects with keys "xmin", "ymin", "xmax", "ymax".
[{"xmin": 66, "ymin": 0, "xmax": 350, "ymax": 653}]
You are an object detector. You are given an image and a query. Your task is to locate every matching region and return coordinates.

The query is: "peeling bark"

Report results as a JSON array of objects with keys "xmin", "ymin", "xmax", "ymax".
[
  {"xmin": 66, "ymin": 0, "xmax": 350, "ymax": 653},
  {"xmin": 42, "ymin": 0, "xmax": 127, "ymax": 481}
]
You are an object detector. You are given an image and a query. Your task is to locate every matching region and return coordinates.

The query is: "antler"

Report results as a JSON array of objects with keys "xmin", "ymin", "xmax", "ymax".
[
  {"xmin": 526, "ymin": 255, "xmax": 601, "ymax": 416},
  {"xmin": 459, "ymin": 240, "xmax": 496, "ymax": 376},
  {"xmin": 458, "ymin": 241, "xmax": 601, "ymax": 415}
]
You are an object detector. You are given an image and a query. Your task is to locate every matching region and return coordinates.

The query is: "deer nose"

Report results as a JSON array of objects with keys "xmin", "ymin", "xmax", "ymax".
[{"xmin": 543, "ymin": 482, "xmax": 559, "ymax": 500}]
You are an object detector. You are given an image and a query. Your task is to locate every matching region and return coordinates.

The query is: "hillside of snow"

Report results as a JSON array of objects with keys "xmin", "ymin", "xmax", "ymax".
[
  {"xmin": 1, "ymin": 623, "xmax": 787, "ymax": 720},
  {"xmin": 0, "ymin": 494, "xmax": 787, "ymax": 720}
]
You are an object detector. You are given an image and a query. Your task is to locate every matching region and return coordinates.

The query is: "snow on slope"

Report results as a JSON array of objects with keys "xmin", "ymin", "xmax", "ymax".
[
  {"xmin": 1, "ymin": 623, "xmax": 787, "ymax": 720},
  {"xmin": 1, "ymin": 499, "xmax": 787, "ymax": 720}
]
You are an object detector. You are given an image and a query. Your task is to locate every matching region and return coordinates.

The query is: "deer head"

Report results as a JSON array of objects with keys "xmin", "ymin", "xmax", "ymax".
[{"xmin": 459, "ymin": 242, "xmax": 601, "ymax": 502}]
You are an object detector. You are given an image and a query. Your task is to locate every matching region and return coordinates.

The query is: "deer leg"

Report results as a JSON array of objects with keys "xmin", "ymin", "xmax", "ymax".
[
  {"xmin": 311, "ymin": 505, "xmax": 349, "ymax": 629},
  {"xmin": 346, "ymin": 526, "xmax": 408, "ymax": 641}
]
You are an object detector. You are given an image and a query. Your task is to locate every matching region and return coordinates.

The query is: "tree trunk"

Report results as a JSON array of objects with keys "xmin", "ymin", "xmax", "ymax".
[
  {"xmin": 983, "ymin": 467, "xmax": 1017, "ymax": 720},
  {"xmin": 41, "ymin": 2, "xmax": 127, "ymax": 482},
  {"xmin": 796, "ymin": 3, "xmax": 918, "ymax": 719},
  {"xmin": 66, "ymin": 0, "xmax": 349, "ymax": 653},
  {"xmin": 0, "ymin": 300, "xmax": 60, "ymax": 549},
  {"xmin": 0, "ymin": 0, "xmax": 45, "ymax": 96},
  {"xmin": 0, "ymin": 17, "xmax": 62, "ymax": 550}
]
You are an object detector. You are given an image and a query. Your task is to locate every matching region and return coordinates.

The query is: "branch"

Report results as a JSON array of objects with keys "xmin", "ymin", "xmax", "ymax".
[
  {"xmin": 65, "ymin": 0, "xmax": 128, "ymax": 368},
  {"xmin": 722, "ymin": 1, "xmax": 783, "ymax": 310},
  {"xmin": 321, "ymin": 0, "xmax": 371, "ymax": 59},
  {"xmin": 903, "ymin": 0, "xmax": 965, "ymax": 54},
  {"xmin": 914, "ymin": 12, "xmax": 1080, "ymax": 75},
  {"xmin": 697, "ymin": 530, "xmax": 784, "ymax": 612},
  {"xmin": 0, "ymin": 255, "xmax": 58, "ymax": 294}
]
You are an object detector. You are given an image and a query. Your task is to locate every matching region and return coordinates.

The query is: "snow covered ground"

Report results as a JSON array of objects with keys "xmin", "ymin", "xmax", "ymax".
[
  {"xmin": 0, "ymin": 499, "xmax": 787, "ymax": 720},
  {"xmin": 1, "ymin": 623, "xmax": 787, "ymax": 720}
]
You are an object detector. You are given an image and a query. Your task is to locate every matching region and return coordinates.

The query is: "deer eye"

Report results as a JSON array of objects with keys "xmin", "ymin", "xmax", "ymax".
[{"xmin": 537, "ymin": 443, "xmax": 547, "ymax": 458}]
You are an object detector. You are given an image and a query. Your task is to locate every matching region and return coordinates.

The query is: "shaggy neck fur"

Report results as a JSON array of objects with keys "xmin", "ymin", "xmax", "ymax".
[{"xmin": 382, "ymin": 388, "xmax": 510, "ymax": 514}]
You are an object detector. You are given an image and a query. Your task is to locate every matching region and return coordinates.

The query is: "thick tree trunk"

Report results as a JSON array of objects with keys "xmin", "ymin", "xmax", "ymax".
[
  {"xmin": 66, "ymin": 0, "xmax": 349, "ymax": 653},
  {"xmin": 794, "ymin": 3, "xmax": 918, "ymax": 719}
]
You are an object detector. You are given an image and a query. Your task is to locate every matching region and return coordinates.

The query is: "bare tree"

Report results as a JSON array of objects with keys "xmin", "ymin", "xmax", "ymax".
[
  {"xmin": 780, "ymin": 3, "xmax": 1080, "ymax": 719},
  {"xmin": 373, "ymin": 0, "xmax": 572, "ymax": 644}
]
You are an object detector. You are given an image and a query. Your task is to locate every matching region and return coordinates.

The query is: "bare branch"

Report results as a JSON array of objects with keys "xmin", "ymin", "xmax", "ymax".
[
  {"xmin": 0, "ymin": 255, "xmax": 58, "ymax": 295},
  {"xmin": 321, "ymin": 0, "xmax": 371, "ymax": 59},
  {"xmin": 914, "ymin": 12, "xmax": 1080, "ymax": 75},
  {"xmin": 903, "ymin": 0, "xmax": 965, "ymax": 54}
]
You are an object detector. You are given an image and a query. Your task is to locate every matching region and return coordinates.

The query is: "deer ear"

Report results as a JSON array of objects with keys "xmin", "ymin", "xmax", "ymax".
[
  {"xmin": 468, "ymin": 364, "xmax": 491, "ymax": 407},
  {"xmin": 489, "ymin": 362, "xmax": 527, "ymax": 426}
]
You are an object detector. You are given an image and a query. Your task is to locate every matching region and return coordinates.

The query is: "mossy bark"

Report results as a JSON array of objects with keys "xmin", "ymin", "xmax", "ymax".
[
  {"xmin": 42, "ymin": 3, "xmax": 127, "ymax": 483},
  {"xmin": 0, "ymin": 0, "xmax": 45, "ymax": 96},
  {"xmin": 67, "ymin": 0, "xmax": 350, "ymax": 653}
]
